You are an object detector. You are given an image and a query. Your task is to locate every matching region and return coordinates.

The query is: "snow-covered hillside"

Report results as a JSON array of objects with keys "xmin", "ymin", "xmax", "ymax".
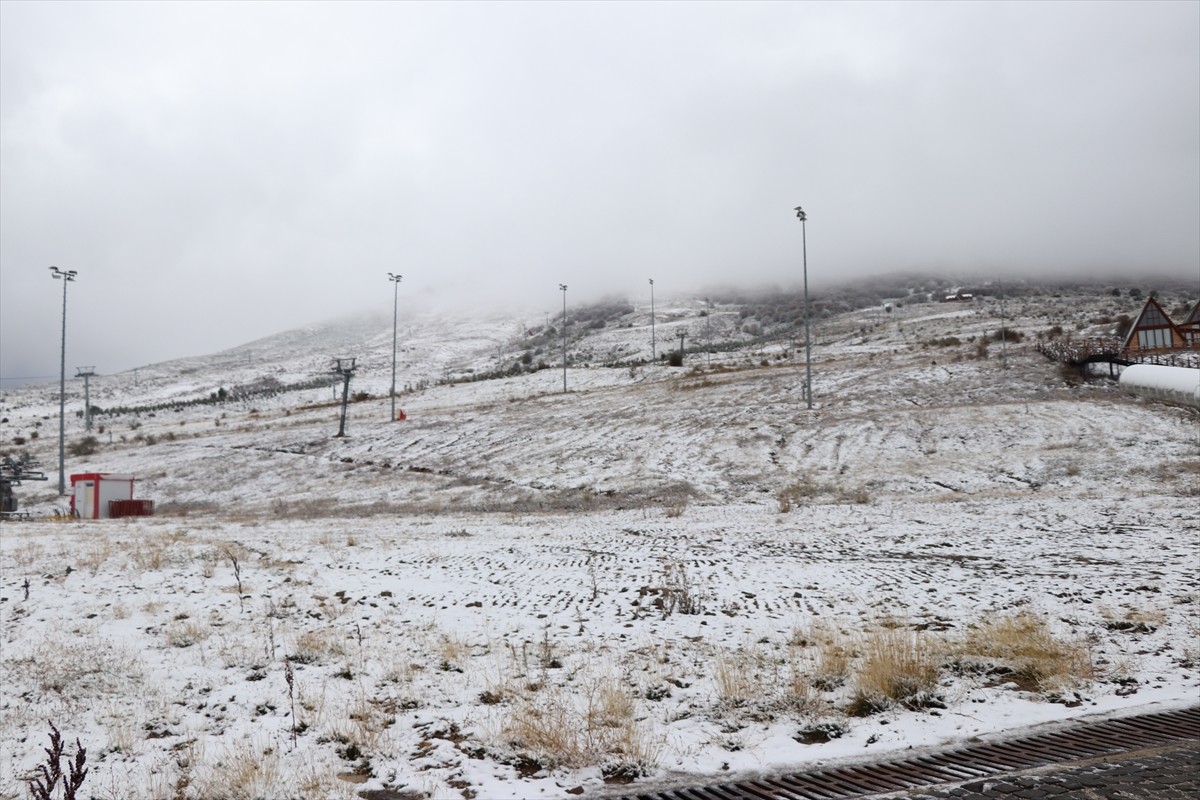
[{"xmin": 1, "ymin": 285, "xmax": 1197, "ymax": 800}]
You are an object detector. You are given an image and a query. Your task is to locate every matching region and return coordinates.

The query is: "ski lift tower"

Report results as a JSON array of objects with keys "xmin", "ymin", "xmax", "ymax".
[
  {"xmin": 332, "ymin": 357, "xmax": 357, "ymax": 437},
  {"xmin": 76, "ymin": 367, "xmax": 97, "ymax": 431}
]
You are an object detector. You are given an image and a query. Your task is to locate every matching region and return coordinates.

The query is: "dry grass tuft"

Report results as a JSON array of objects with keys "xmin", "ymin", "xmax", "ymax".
[
  {"xmin": 953, "ymin": 612, "xmax": 1094, "ymax": 693},
  {"xmin": 848, "ymin": 628, "xmax": 942, "ymax": 715},
  {"xmin": 791, "ymin": 623, "xmax": 853, "ymax": 691},
  {"xmin": 1101, "ymin": 606, "xmax": 1166, "ymax": 634},
  {"xmin": 17, "ymin": 635, "xmax": 143, "ymax": 699},
  {"xmin": 778, "ymin": 476, "xmax": 822, "ymax": 512},
  {"xmin": 437, "ymin": 634, "xmax": 471, "ymax": 670},
  {"xmin": 289, "ymin": 628, "xmax": 347, "ymax": 665},
  {"xmin": 503, "ymin": 678, "xmax": 658, "ymax": 775},
  {"xmin": 129, "ymin": 534, "xmax": 189, "ymax": 571},
  {"xmin": 191, "ymin": 738, "xmax": 280, "ymax": 800},
  {"xmin": 164, "ymin": 620, "xmax": 212, "ymax": 648},
  {"xmin": 77, "ymin": 540, "xmax": 113, "ymax": 574},
  {"xmin": 784, "ymin": 657, "xmax": 822, "ymax": 714},
  {"xmin": 712, "ymin": 651, "xmax": 764, "ymax": 712}
]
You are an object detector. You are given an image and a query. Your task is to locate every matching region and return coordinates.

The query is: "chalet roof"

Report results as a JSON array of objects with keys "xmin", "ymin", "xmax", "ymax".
[
  {"xmin": 1181, "ymin": 300, "xmax": 1200, "ymax": 328},
  {"xmin": 1121, "ymin": 296, "xmax": 1189, "ymax": 351}
]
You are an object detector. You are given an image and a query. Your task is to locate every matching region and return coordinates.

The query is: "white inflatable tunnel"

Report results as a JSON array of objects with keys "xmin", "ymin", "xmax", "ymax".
[{"xmin": 1118, "ymin": 364, "xmax": 1200, "ymax": 409}]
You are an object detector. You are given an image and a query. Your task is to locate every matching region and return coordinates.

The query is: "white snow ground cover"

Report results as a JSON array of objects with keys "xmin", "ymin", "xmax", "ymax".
[{"xmin": 1, "ymin": 291, "xmax": 1198, "ymax": 800}]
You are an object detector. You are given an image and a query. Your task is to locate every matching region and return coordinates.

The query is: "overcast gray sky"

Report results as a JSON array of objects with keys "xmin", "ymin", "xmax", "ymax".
[{"xmin": 2, "ymin": 0, "xmax": 1197, "ymax": 384}]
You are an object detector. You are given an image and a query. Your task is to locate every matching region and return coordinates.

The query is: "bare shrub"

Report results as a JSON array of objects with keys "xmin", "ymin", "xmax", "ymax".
[
  {"xmin": 270, "ymin": 496, "xmax": 339, "ymax": 518},
  {"xmin": 658, "ymin": 561, "xmax": 704, "ymax": 617},
  {"xmin": 27, "ymin": 721, "xmax": 88, "ymax": 800},
  {"xmin": 778, "ymin": 475, "xmax": 823, "ymax": 510},
  {"xmin": 835, "ymin": 486, "xmax": 872, "ymax": 505},
  {"xmin": 67, "ymin": 436, "xmax": 99, "ymax": 457}
]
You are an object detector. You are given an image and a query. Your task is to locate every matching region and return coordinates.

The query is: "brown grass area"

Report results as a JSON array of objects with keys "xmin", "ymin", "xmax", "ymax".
[{"xmin": 953, "ymin": 612, "xmax": 1094, "ymax": 693}]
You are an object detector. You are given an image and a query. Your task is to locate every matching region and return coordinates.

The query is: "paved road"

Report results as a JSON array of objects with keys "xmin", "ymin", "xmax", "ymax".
[{"xmin": 872, "ymin": 742, "xmax": 1199, "ymax": 800}]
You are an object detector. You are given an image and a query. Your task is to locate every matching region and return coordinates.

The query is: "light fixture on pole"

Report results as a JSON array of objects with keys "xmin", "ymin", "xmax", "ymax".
[
  {"xmin": 794, "ymin": 206, "xmax": 813, "ymax": 409},
  {"xmin": 559, "ymin": 284, "xmax": 568, "ymax": 393},
  {"xmin": 49, "ymin": 266, "xmax": 78, "ymax": 495},
  {"xmin": 387, "ymin": 273, "xmax": 402, "ymax": 421},
  {"xmin": 649, "ymin": 278, "xmax": 656, "ymax": 361}
]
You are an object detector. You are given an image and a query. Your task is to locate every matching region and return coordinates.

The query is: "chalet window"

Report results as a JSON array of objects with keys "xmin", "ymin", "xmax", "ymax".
[{"xmin": 1137, "ymin": 328, "xmax": 1171, "ymax": 349}]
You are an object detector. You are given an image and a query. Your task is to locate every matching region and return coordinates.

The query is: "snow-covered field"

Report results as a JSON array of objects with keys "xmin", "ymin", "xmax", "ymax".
[{"xmin": 2, "ymin": 289, "xmax": 1197, "ymax": 800}]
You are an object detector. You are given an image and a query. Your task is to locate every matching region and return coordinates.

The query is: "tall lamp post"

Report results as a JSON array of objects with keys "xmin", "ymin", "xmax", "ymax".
[
  {"xmin": 559, "ymin": 284, "xmax": 568, "ymax": 392},
  {"xmin": 649, "ymin": 278, "xmax": 656, "ymax": 361},
  {"xmin": 387, "ymin": 272, "xmax": 402, "ymax": 421},
  {"xmin": 50, "ymin": 266, "xmax": 78, "ymax": 495},
  {"xmin": 794, "ymin": 206, "xmax": 813, "ymax": 409}
]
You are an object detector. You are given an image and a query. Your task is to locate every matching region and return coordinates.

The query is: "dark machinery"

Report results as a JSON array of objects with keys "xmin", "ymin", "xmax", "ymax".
[{"xmin": 1, "ymin": 455, "xmax": 48, "ymax": 519}]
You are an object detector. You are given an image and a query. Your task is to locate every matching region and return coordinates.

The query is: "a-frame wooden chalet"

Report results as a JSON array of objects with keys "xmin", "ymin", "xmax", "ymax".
[
  {"xmin": 1121, "ymin": 297, "xmax": 1190, "ymax": 355},
  {"xmin": 1178, "ymin": 300, "xmax": 1200, "ymax": 349}
]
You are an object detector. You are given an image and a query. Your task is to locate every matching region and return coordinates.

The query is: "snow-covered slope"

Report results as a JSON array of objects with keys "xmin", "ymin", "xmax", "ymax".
[{"xmin": 1, "ymin": 287, "xmax": 1197, "ymax": 800}]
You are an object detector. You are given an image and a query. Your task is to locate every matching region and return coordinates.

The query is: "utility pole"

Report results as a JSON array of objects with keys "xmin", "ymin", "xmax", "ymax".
[
  {"xmin": 50, "ymin": 266, "xmax": 77, "ymax": 496},
  {"xmin": 794, "ymin": 206, "xmax": 813, "ymax": 409},
  {"xmin": 706, "ymin": 298, "xmax": 712, "ymax": 367},
  {"xmin": 388, "ymin": 273, "xmax": 402, "ymax": 421},
  {"xmin": 76, "ymin": 367, "xmax": 96, "ymax": 431},
  {"xmin": 649, "ymin": 278, "xmax": 656, "ymax": 361},
  {"xmin": 332, "ymin": 358, "xmax": 357, "ymax": 437},
  {"xmin": 559, "ymin": 284, "xmax": 568, "ymax": 393},
  {"xmin": 999, "ymin": 293, "xmax": 1009, "ymax": 369}
]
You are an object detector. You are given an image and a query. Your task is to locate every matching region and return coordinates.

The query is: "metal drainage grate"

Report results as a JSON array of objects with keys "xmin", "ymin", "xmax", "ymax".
[{"xmin": 615, "ymin": 706, "xmax": 1200, "ymax": 800}]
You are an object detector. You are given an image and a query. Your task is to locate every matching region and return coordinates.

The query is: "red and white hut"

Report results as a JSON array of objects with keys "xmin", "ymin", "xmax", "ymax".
[{"xmin": 70, "ymin": 473, "xmax": 135, "ymax": 519}]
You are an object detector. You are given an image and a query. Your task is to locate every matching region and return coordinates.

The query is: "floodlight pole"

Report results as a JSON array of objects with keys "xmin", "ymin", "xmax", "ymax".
[
  {"xmin": 649, "ymin": 278, "xmax": 656, "ymax": 361},
  {"xmin": 794, "ymin": 207, "xmax": 813, "ymax": 409},
  {"xmin": 50, "ymin": 267, "xmax": 77, "ymax": 495},
  {"xmin": 559, "ymin": 284, "xmax": 568, "ymax": 393},
  {"xmin": 388, "ymin": 273, "xmax": 402, "ymax": 420},
  {"xmin": 76, "ymin": 367, "xmax": 97, "ymax": 431}
]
